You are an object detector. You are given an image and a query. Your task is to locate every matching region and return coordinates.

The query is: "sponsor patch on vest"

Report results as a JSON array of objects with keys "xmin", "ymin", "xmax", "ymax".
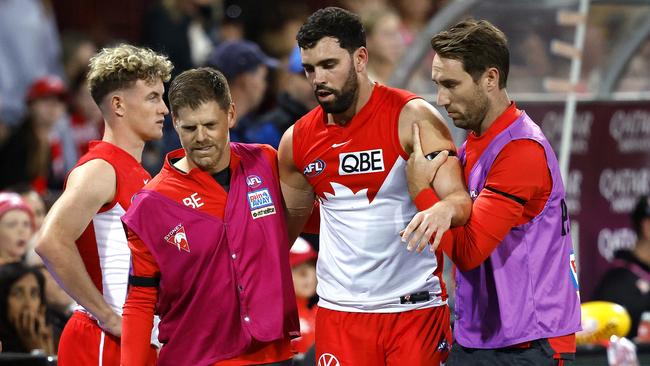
[
  {"xmin": 164, "ymin": 223, "xmax": 190, "ymax": 252},
  {"xmin": 303, "ymin": 159, "xmax": 326, "ymax": 178},
  {"xmin": 338, "ymin": 149, "xmax": 384, "ymax": 175},
  {"xmin": 246, "ymin": 175, "xmax": 263, "ymax": 188},
  {"xmin": 569, "ymin": 252, "xmax": 579, "ymax": 290},
  {"xmin": 247, "ymin": 188, "xmax": 276, "ymax": 219}
]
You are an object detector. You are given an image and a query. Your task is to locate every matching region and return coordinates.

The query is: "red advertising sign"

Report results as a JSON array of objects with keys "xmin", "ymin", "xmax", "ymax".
[{"xmin": 521, "ymin": 101, "xmax": 650, "ymax": 299}]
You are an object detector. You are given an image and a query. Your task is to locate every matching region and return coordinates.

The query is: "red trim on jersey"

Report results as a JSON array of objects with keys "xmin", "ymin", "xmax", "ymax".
[
  {"xmin": 302, "ymin": 200, "xmax": 321, "ymax": 234},
  {"xmin": 77, "ymin": 222, "xmax": 103, "ymax": 294},
  {"xmin": 123, "ymin": 146, "xmax": 291, "ymax": 366}
]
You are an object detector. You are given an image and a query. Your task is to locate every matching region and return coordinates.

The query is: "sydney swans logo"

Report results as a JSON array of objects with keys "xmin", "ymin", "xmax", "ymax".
[{"xmin": 164, "ymin": 223, "xmax": 190, "ymax": 252}]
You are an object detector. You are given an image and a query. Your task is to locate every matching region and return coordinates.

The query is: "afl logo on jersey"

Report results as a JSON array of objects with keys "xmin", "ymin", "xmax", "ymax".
[
  {"xmin": 246, "ymin": 175, "xmax": 263, "ymax": 188},
  {"xmin": 304, "ymin": 159, "xmax": 326, "ymax": 178},
  {"xmin": 339, "ymin": 149, "xmax": 384, "ymax": 175}
]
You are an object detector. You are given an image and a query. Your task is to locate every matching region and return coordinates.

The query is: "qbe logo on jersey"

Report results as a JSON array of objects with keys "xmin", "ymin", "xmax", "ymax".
[
  {"xmin": 338, "ymin": 149, "xmax": 384, "ymax": 175},
  {"xmin": 247, "ymin": 188, "xmax": 276, "ymax": 219}
]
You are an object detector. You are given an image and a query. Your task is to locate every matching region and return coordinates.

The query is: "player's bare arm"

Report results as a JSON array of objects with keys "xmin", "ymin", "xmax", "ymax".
[
  {"xmin": 278, "ymin": 125, "xmax": 316, "ymax": 245},
  {"xmin": 34, "ymin": 159, "xmax": 122, "ymax": 337},
  {"xmin": 398, "ymin": 98, "xmax": 471, "ymax": 252}
]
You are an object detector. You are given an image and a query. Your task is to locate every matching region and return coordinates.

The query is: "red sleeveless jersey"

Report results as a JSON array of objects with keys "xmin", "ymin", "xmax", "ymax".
[
  {"xmin": 292, "ymin": 83, "xmax": 448, "ymax": 312},
  {"xmin": 71, "ymin": 140, "xmax": 151, "ymax": 315}
]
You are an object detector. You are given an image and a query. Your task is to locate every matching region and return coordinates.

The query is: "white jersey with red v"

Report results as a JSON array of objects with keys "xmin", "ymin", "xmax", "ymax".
[{"xmin": 293, "ymin": 84, "xmax": 447, "ymax": 312}]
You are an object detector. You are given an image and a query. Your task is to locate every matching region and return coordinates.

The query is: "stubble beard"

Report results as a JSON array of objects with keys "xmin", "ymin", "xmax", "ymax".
[{"xmin": 316, "ymin": 66, "xmax": 359, "ymax": 115}]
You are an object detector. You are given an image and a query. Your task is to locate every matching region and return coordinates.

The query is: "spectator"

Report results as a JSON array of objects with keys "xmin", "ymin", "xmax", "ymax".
[
  {"xmin": 25, "ymin": 250, "xmax": 74, "ymax": 352},
  {"xmin": 253, "ymin": 2, "xmax": 310, "ymax": 59},
  {"xmin": 68, "ymin": 69, "xmax": 103, "ymax": 156},
  {"xmin": 289, "ymin": 237, "xmax": 318, "ymax": 355},
  {"xmin": 391, "ymin": 0, "xmax": 442, "ymax": 45},
  {"xmin": 338, "ymin": 0, "xmax": 388, "ymax": 14},
  {"xmin": 60, "ymin": 32, "xmax": 98, "ymax": 85},
  {"xmin": 0, "ymin": 193, "xmax": 34, "ymax": 266},
  {"xmin": 9, "ymin": 184, "xmax": 48, "ymax": 232},
  {"xmin": 206, "ymin": 40, "xmax": 277, "ymax": 142},
  {"xmin": 245, "ymin": 46, "xmax": 316, "ymax": 148},
  {"xmin": 594, "ymin": 195, "xmax": 650, "ymax": 339},
  {"xmin": 361, "ymin": 6, "xmax": 405, "ymax": 85},
  {"xmin": 142, "ymin": 0, "xmax": 220, "ymax": 76},
  {"xmin": 0, "ymin": 262, "xmax": 54, "ymax": 355},
  {"xmin": 0, "ymin": 76, "xmax": 77, "ymax": 193},
  {"xmin": 0, "ymin": 0, "xmax": 63, "ymax": 126}
]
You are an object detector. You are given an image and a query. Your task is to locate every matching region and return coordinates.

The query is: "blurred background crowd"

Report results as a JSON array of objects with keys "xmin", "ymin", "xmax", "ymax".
[{"xmin": 0, "ymin": 0, "xmax": 649, "ymax": 364}]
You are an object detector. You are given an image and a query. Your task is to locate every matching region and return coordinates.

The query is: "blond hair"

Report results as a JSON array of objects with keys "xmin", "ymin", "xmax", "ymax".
[{"xmin": 87, "ymin": 44, "xmax": 173, "ymax": 104}]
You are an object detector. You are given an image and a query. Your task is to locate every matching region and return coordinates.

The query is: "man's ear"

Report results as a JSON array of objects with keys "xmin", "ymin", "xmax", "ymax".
[
  {"xmin": 228, "ymin": 103, "xmax": 237, "ymax": 129},
  {"xmin": 483, "ymin": 67, "xmax": 500, "ymax": 92},
  {"xmin": 111, "ymin": 94, "xmax": 125, "ymax": 117},
  {"xmin": 354, "ymin": 47, "xmax": 369, "ymax": 73}
]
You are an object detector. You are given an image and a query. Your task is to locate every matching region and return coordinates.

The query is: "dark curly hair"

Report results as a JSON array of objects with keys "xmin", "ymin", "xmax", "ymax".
[{"xmin": 296, "ymin": 7, "xmax": 366, "ymax": 53}]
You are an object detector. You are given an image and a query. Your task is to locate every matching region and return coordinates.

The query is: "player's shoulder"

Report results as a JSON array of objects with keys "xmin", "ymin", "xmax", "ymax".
[
  {"xmin": 252, "ymin": 143, "xmax": 278, "ymax": 159},
  {"xmin": 294, "ymin": 106, "xmax": 323, "ymax": 130},
  {"xmin": 69, "ymin": 158, "xmax": 115, "ymax": 184},
  {"xmin": 401, "ymin": 97, "xmax": 437, "ymax": 116},
  {"xmin": 63, "ymin": 159, "xmax": 116, "ymax": 203},
  {"xmin": 232, "ymin": 142, "xmax": 278, "ymax": 163}
]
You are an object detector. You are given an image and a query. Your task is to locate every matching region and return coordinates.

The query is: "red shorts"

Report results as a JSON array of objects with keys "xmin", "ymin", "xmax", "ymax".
[
  {"xmin": 315, "ymin": 306, "xmax": 451, "ymax": 366},
  {"xmin": 58, "ymin": 311, "xmax": 157, "ymax": 366}
]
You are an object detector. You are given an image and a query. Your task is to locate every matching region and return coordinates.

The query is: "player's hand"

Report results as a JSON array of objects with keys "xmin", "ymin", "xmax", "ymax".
[
  {"xmin": 406, "ymin": 123, "xmax": 448, "ymax": 199},
  {"xmin": 97, "ymin": 311, "xmax": 122, "ymax": 338},
  {"xmin": 401, "ymin": 200, "xmax": 453, "ymax": 253}
]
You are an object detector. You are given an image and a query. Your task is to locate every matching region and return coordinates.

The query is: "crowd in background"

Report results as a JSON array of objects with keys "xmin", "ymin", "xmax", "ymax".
[
  {"xmin": 0, "ymin": 0, "xmax": 649, "ymax": 360},
  {"xmin": 0, "ymin": 0, "xmax": 445, "ymax": 358}
]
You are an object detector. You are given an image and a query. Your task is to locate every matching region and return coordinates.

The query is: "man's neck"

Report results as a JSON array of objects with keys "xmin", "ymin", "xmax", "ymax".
[
  {"xmin": 368, "ymin": 59, "xmax": 393, "ymax": 84},
  {"xmin": 327, "ymin": 78, "xmax": 374, "ymax": 126},
  {"xmin": 101, "ymin": 122, "xmax": 146, "ymax": 163},
  {"xmin": 476, "ymin": 91, "xmax": 511, "ymax": 136}
]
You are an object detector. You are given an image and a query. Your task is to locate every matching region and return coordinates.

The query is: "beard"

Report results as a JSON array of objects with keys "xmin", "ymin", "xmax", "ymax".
[
  {"xmin": 450, "ymin": 85, "xmax": 489, "ymax": 132},
  {"xmin": 314, "ymin": 66, "xmax": 359, "ymax": 114}
]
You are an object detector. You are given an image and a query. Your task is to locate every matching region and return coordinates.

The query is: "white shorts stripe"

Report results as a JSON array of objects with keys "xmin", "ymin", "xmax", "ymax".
[{"xmin": 98, "ymin": 330, "xmax": 105, "ymax": 366}]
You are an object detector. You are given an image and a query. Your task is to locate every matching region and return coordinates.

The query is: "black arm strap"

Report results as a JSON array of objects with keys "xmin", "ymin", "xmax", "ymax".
[
  {"xmin": 128, "ymin": 275, "xmax": 160, "ymax": 287},
  {"xmin": 484, "ymin": 186, "xmax": 527, "ymax": 206},
  {"xmin": 424, "ymin": 149, "xmax": 457, "ymax": 161}
]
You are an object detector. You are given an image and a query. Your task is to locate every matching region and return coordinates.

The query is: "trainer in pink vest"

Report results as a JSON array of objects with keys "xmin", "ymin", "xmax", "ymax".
[{"xmin": 122, "ymin": 143, "xmax": 300, "ymax": 365}]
